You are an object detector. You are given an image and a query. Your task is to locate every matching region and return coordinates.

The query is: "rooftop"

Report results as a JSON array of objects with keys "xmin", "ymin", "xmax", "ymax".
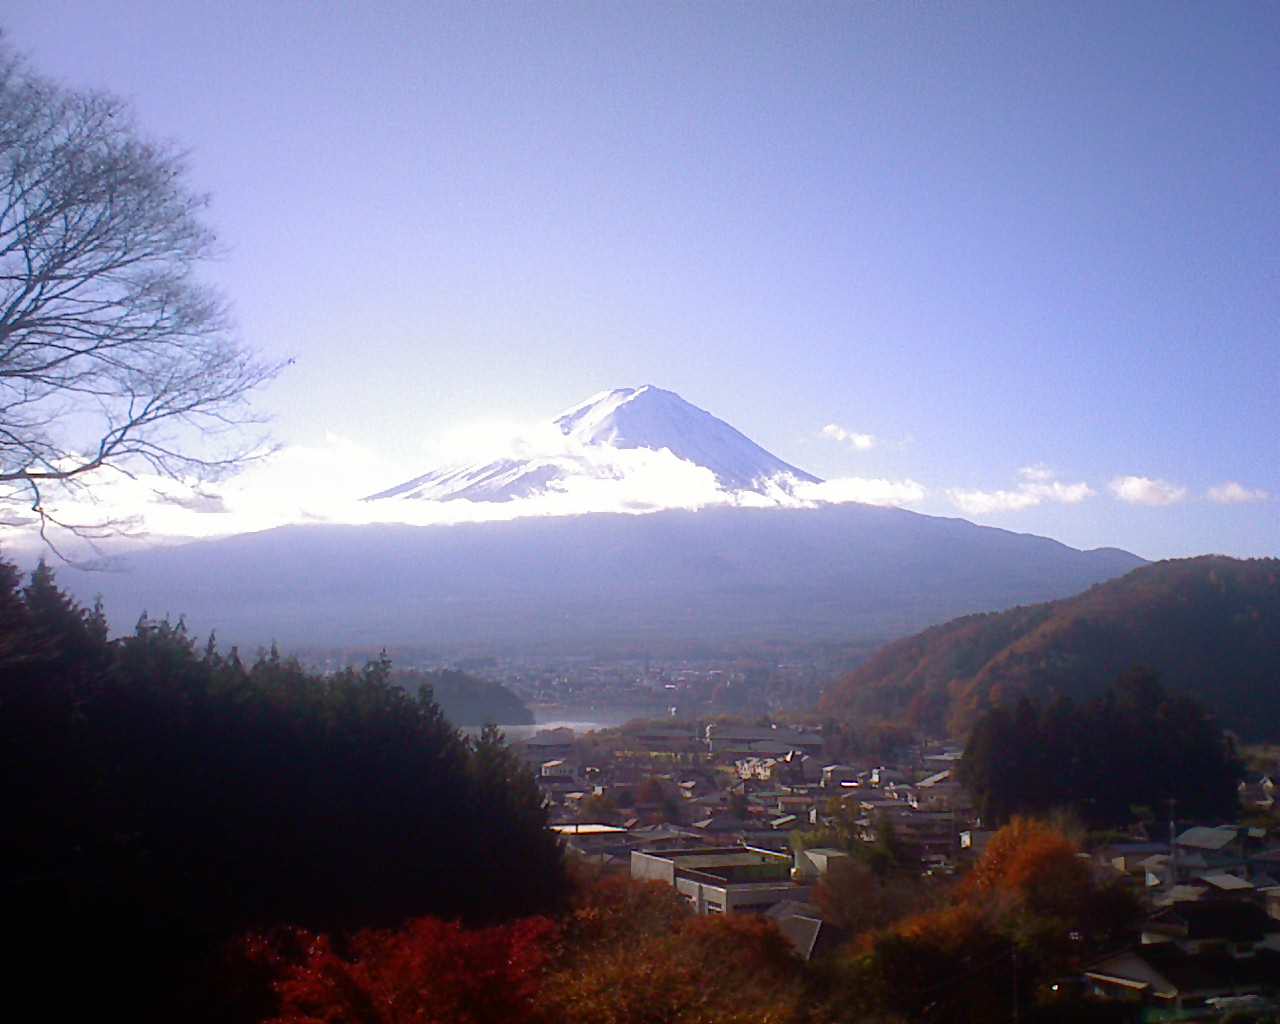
[
  {"xmin": 550, "ymin": 823, "xmax": 628, "ymax": 835},
  {"xmin": 1175, "ymin": 826, "xmax": 1239, "ymax": 851}
]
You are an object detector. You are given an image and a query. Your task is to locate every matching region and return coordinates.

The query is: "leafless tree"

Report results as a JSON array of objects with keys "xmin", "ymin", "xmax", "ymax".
[{"xmin": 0, "ymin": 41, "xmax": 284, "ymax": 547}]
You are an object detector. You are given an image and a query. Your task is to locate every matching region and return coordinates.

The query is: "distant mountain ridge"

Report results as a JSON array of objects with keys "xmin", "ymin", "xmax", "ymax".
[
  {"xmin": 367, "ymin": 385, "xmax": 819, "ymax": 503},
  {"xmin": 65, "ymin": 503, "xmax": 1145, "ymax": 654},
  {"xmin": 820, "ymin": 555, "xmax": 1280, "ymax": 740}
]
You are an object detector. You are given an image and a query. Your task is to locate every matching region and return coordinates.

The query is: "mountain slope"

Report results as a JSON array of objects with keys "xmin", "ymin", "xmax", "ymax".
[
  {"xmin": 401, "ymin": 669, "xmax": 533, "ymax": 726},
  {"xmin": 65, "ymin": 503, "xmax": 1144, "ymax": 655},
  {"xmin": 552, "ymin": 386, "xmax": 820, "ymax": 489},
  {"xmin": 820, "ymin": 555, "xmax": 1280, "ymax": 740},
  {"xmin": 367, "ymin": 385, "xmax": 819, "ymax": 502}
]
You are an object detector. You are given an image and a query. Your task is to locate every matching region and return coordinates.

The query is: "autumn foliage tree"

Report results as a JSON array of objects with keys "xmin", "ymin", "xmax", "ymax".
[
  {"xmin": 559, "ymin": 872, "xmax": 690, "ymax": 951},
  {"xmin": 541, "ymin": 910, "xmax": 806, "ymax": 1024},
  {"xmin": 965, "ymin": 819, "xmax": 1088, "ymax": 907},
  {"xmin": 247, "ymin": 916, "xmax": 559, "ymax": 1024},
  {"xmin": 853, "ymin": 903, "xmax": 1010, "ymax": 1023},
  {"xmin": 244, "ymin": 874, "xmax": 809, "ymax": 1024},
  {"xmin": 816, "ymin": 857, "xmax": 937, "ymax": 935},
  {"xmin": 836, "ymin": 818, "xmax": 1138, "ymax": 1023}
]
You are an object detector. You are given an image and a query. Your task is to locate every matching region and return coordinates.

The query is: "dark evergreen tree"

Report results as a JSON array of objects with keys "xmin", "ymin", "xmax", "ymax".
[
  {"xmin": 0, "ymin": 554, "xmax": 567, "ymax": 1021},
  {"xmin": 959, "ymin": 669, "xmax": 1240, "ymax": 826}
]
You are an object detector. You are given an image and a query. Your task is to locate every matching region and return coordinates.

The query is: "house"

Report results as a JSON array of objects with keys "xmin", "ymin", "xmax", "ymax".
[
  {"xmin": 550, "ymin": 822, "xmax": 634, "ymax": 866},
  {"xmin": 704, "ymin": 724, "xmax": 823, "ymax": 757},
  {"xmin": 910, "ymin": 769, "xmax": 974, "ymax": 814},
  {"xmin": 1175, "ymin": 826, "xmax": 1243, "ymax": 863},
  {"xmin": 631, "ymin": 846, "xmax": 809, "ymax": 915},
  {"xmin": 775, "ymin": 791, "xmax": 820, "ymax": 818},
  {"xmin": 1085, "ymin": 946, "xmax": 1280, "ymax": 1015},
  {"xmin": 1200, "ymin": 873, "xmax": 1255, "ymax": 895},
  {"xmin": 691, "ymin": 814, "xmax": 753, "ymax": 838},
  {"xmin": 540, "ymin": 758, "xmax": 575, "ymax": 778},
  {"xmin": 1086, "ymin": 901, "xmax": 1280, "ymax": 1016},
  {"xmin": 1095, "ymin": 842, "xmax": 1170, "ymax": 878},
  {"xmin": 960, "ymin": 829, "xmax": 996, "ymax": 857},
  {"xmin": 551, "ymin": 822, "xmax": 628, "ymax": 844},
  {"xmin": 738, "ymin": 829, "xmax": 793, "ymax": 853},
  {"xmin": 1141, "ymin": 901, "xmax": 1280, "ymax": 951},
  {"xmin": 552, "ymin": 821, "xmax": 715, "ymax": 869},
  {"xmin": 869, "ymin": 766, "xmax": 909, "ymax": 787},
  {"xmin": 879, "ymin": 807, "xmax": 959, "ymax": 860},
  {"xmin": 735, "ymin": 756, "xmax": 782, "ymax": 781},
  {"xmin": 518, "ymin": 727, "xmax": 574, "ymax": 763},
  {"xmin": 822, "ymin": 764, "xmax": 860, "ymax": 789},
  {"xmin": 626, "ymin": 725, "xmax": 701, "ymax": 753},
  {"xmin": 792, "ymin": 846, "xmax": 849, "ymax": 881}
]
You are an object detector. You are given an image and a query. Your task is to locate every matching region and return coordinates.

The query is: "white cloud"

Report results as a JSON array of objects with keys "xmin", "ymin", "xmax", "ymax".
[
  {"xmin": 1109, "ymin": 475, "xmax": 1187, "ymax": 506},
  {"xmin": 1025, "ymin": 479, "xmax": 1094, "ymax": 504},
  {"xmin": 821, "ymin": 423, "xmax": 876, "ymax": 450},
  {"xmin": 1207, "ymin": 481, "xmax": 1269, "ymax": 504},
  {"xmin": 948, "ymin": 467, "xmax": 1095, "ymax": 517},
  {"xmin": 948, "ymin": 488, "xmax": 1042, "ymax": 516},
  {"xmin": 794, "ymin": 476, "xmax": 927, "ymax": 507},
  {"xmin": 1018, "ymin": 463, "xmax": 1054, "ymax": 483},
  {"xmin": 0, "ymin": 407, "xmax": 936, "ymax": 554},
  {"xmin": 0, "ymin": 433, "xmax": 417, "ymax": 553}
]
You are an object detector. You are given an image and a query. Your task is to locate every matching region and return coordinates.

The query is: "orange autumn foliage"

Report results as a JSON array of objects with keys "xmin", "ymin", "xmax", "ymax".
[
  {"xmin": 244, "ymin": 874, "xmax": 807, "ymax": 1024},
  {"xmin": 963, "ymin": 816, "xmax": 1092, "ymax": 919},
  {"xmin": 563, "ymin": 871, "xmax": 691, "ymax": 949},
  {"xmin": 890, "ymin": 902, "xmax": 992, "ymax": 952},
  {"xmin": 246, "ymin": 915, "xmax": 558, "ymax": 1024},
  {"xmin": 846, "ymin": 817, "xmax": 1137, "ymax": 1022},
  {"xmin": 541, "ymin": 904, "xmax": 805, "ymax": 1024}
]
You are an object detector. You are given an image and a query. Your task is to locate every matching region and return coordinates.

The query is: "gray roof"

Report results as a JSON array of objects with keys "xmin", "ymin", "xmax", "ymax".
[
  {"xmin": 1175, "ymin": 826, "xmax": 1238, "ymax": 851},
  {"xmin": 773, "ymin": 914, "xmax": 847, "ymax": 961}
]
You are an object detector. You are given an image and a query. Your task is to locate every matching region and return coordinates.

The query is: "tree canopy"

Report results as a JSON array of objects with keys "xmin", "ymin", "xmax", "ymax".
[
  {"xmin": 832, "ymin": 818, "xmax": 1139, "ymax": 1024},
  {"xmin": 958, "ymin": 668, "xmax": 1241, "ymax": 826},
  {"xmin": 0, "ymin": 554, "xmax": 566, "ymax": 1019}
]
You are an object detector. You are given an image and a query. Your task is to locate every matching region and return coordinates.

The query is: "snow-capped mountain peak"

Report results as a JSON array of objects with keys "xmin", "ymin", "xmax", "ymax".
[{"xmin": 366, "ymin": 386, "xmax": 820, "ymax": 504}]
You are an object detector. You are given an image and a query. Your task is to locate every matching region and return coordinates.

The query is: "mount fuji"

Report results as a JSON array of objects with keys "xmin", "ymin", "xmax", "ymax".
[
  {"xmin": 54, "ymin": 385, "xmax": 1147, "ymax": 653},
  {"xmin": 367, "ymin": 385, "xmax": 820, "ymax": 505}
]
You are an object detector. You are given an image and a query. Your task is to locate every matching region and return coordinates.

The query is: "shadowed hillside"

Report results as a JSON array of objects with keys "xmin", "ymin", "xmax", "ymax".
[
  {"xmin": 60, "ymin": 505, "xmax": 1144, "ymax": 653},
  {"xmin": 400, "ymin": 668, "xmax": 534, "ymax": 726},
  {"xmin": 821, "ymin": 556, "xmax": 1280, "ymax": 740}
]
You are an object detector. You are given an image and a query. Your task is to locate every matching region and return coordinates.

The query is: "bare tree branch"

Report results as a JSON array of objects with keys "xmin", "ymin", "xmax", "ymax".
[{"xmin": 0, "ymin": 40, "xmax": 286, "ymax": 550}]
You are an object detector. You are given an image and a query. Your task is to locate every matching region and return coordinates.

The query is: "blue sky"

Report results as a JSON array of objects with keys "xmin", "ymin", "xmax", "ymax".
[{"xmin": 5, "ymin": 2, "xmax": 1277, "ymax": 559}]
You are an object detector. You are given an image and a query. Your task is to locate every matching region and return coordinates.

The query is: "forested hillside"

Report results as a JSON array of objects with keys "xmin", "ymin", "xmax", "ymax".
[
  {"xmin": 821, "ymin": 556, "xmax": 1280, "ymax": 739},
  {"xmin": 0, "ymin": 556, "xmax": 565, "ymax": 1020},
  {"xmin": 398, "ymin": 668, "xmax": 534, "ymax": 726},
  {"xmin": 959, "ymin": 669, "xmax": 1241, "ymax": 826}
]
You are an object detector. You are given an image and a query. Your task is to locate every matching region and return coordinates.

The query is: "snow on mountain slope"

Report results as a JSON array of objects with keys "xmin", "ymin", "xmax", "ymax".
[
  {"xmin": 556, "ymin": 386, "xmax": 820, "ymax": 488},
  {"xmin": 0, "ymin": 386, "xmax": 924, "ymax": 555},
  {"xmin": 367, "ymin": 385, "xmax": 820, "ymax": 504}
]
